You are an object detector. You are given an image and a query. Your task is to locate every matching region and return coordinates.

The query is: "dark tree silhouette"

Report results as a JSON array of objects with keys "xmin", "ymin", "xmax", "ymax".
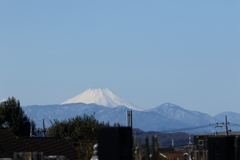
[
  {"xmin": 48, "ymin": 114, "xmax": 110, "ymax": 160},
  {"xmin": 48, "ymin": 114, "xmax": 109, "ymax": 142},
  {"xmin": 0, "ymin": 97, "xmax": 35, "ymax": 136}
]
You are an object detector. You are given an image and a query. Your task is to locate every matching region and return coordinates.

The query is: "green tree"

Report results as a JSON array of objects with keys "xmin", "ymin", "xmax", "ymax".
[
  {"xmin": 0, "ymin": 97, "xmax": 35, "ymax": 136},
  {"xmin": 48, "ymin": 114, "xmax": 109, "ymax": 160},
  {"xmin": 49, "ymin": 114, "xmax": 109, "ymax": 141}
]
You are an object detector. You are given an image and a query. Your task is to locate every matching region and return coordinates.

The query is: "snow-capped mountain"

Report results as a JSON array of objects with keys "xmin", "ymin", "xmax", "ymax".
[
  {"xmin": 20, "ymin": 88, "xmax": 240, "ymax": 133},
  {"xmin": 61, "ymin": 88, "xmax": 142, "ymax": 111}
]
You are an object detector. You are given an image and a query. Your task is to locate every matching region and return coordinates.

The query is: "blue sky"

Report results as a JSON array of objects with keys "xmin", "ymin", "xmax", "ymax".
[{"xmin": 0, "ymin": 1, "xmax": 239, "ymax": 116}]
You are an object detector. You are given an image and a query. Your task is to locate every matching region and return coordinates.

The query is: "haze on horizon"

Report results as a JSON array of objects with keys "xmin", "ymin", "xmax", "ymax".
[{"xmin": 0, "ymin": 1, "xmax": 239, "ymax": 116}]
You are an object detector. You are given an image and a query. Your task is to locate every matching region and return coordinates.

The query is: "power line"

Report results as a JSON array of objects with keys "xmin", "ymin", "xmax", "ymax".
[
  {"xmin": 161, "ymin": 124, "xmax": 216, "ymax": 133},
  {"xmin": 134, "ymin": 122, "xmax": 240, "ymax": 135}
]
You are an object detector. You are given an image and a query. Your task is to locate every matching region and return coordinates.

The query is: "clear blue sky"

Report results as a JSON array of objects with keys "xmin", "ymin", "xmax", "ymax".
[{"xmin": 0, "ymin": 1, "xmax": 239, "ymax": 116}]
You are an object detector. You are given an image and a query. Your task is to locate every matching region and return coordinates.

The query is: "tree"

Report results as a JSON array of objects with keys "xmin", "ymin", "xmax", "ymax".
[
  {"xmin": 48, "ymin": 114, "xmax": 110, "ymax": 160},
  {"xmin": 49, "ymin": 114, "xmax": 109, "ymax": 142},
  {"xmin": 0, "ymin": 97, "xmax": 35, "ymax": 136}
]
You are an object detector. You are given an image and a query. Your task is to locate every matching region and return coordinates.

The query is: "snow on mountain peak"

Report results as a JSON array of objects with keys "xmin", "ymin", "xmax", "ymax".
[{"xmin": 61, "ymin": 88, "xmax": 143, "ymax": 111}]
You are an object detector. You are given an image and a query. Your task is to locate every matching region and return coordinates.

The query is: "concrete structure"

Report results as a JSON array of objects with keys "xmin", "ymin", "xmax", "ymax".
[{"xmin": 194, "ymin": 132, "xmax": 240, "ymax": 160}]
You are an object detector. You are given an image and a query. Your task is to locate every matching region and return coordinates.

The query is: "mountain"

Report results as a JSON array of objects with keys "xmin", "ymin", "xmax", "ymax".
[
  {"xmin": 0, "ymin": 99, "xmax": 6, "ymax": 103},
  {"xmin": 148, "ymin": 103, "xmax": 219, "ymax": 126},
  {"xmin": 61, "ymin": 88, "xmax": 142, "ymax": 111},
  {"xmin": 22, "ymin": 103, "xmax": 189, "ymax": 131},
  {"xmin": 214, "ymin": 111, "xmax": 240, "ymax": 124},
  {"xmin": 94, "ymin": 105, "xmax": 189, "ymax": 131},
  {"xmin": 22, "ymin": 102, "xmax": 228, "ymax": 133},
  {"xmin": 22, "ymin": 103, "xmax": 106, "ymax": 127},
  {"xmin": 20, "ymin": 88, "xmax": 239, "ymax": 133}
]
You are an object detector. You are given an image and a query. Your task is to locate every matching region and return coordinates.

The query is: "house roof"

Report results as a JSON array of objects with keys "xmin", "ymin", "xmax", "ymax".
[{"xmin": 0, "ymin": 128, "xmax": 78, "ymax": 160}]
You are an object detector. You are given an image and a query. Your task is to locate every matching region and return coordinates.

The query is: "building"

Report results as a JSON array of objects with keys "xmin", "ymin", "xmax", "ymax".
[
  {"xmin": 193, "ymin": 132, "xmax": 240, "ymax": 160},
  {"xmin": 0, "ymin": 128, "xmax": 78, "ymax": 160}
]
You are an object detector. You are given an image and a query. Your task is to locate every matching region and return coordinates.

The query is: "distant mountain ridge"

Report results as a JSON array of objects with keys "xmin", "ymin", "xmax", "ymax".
[
  {"xmin": 20, "ymin": 88, "xmax": 240, "ymax": 133},
  {"xmin": 147, "ymin": 103, "xmax": 219, "ymax": 126},
  {"xmin": 22, "ymin": 103, "xmax": 189, "ymax": 131},
  {"xmin": 214, "ymin": 112, "xmax": 240, "ymax": 124},
  {"xmin": 22, "ymin": 102, "xmax": 233, "ymax": 134}
]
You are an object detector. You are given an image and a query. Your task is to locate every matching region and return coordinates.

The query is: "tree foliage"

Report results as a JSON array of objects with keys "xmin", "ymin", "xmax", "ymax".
[
  {"xmin": 48, "ymin": 114, "xmax": 109, "ymax": 141},
  {"xmin": 48, "ymin": 114, "xmax": 110, "ymax": 160},
  {"xmin": 0, "ymin": 97, "xmax": 35, "ymax": 136}
]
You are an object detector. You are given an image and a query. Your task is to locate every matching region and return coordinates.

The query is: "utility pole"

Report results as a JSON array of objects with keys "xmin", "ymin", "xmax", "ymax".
[
  {"xmin": 130, "ymin": 111, "xmax": 132, "ymax": 127},
  {"xmin": 30, "ymin": 118, "xmax": 32, "ymax": 137},
  {"xmin": 126, "ymin": 110, "xmax": 132, "ymax": 128},
  {"xmin": 42, "ymin": 119, "xmax": 46, "ymax": 137},
  {"xmin": 215, "ymin": 115, "xmax": 230, "ymax": 136},
  {"xmin": 225, "ymin": 115, "xmax": 229, "ymax": 136}
]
